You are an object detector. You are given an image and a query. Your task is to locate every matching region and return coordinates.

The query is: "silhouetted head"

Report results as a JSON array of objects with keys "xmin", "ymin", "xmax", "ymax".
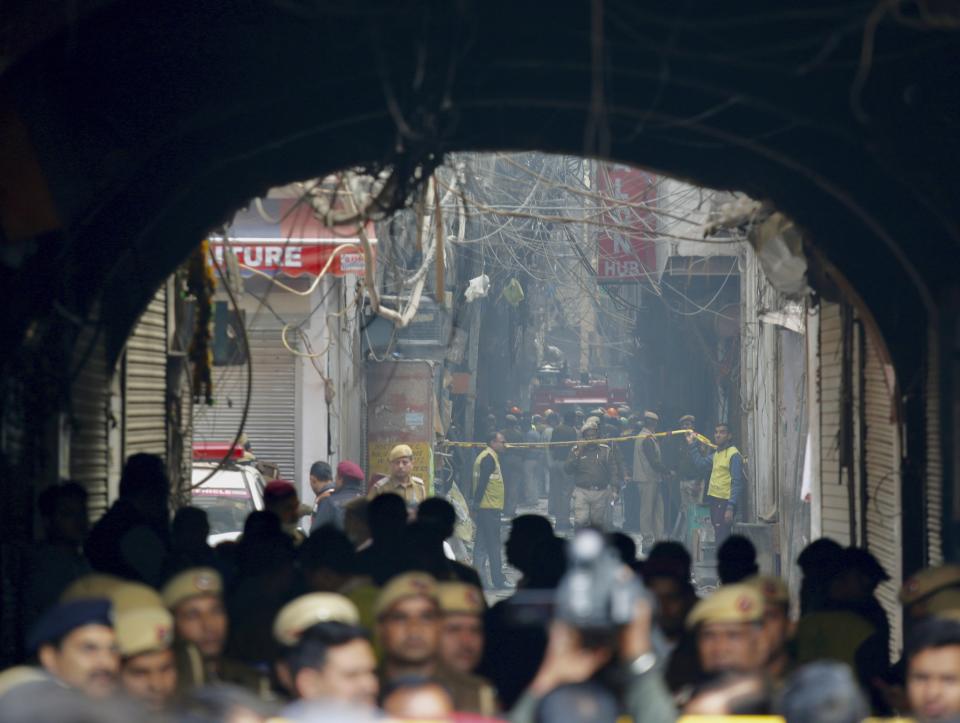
[
  {"xmin": 171, "ymin": 507, "xmax": 210, "ymax": 549},
  {"xmin": 417, "ymin": 497, "xmax": 456, "ymax": 540},
  {"xmin": 535, "ymin": 681, "xmax": 619, "ymax": 723},
  {"xmin": 607, "ymin": 532, "xmax": 637, "ymax": 565},
  {"xmin": 238, "ymin": 510, "xmax": 294, "ymax": 576},
  {"xmin": 506, "ymin": 515, "xmax": 555, "ymax": 575},
  {"xmin": 38, "ymin": 482, "xmax": 89, "ymax": 544},
  {"xmin": 644, "ymin": 541, "xmax": 693, "ymax": 582},
  {"xmin": 118, "ymin": 454, "xmax": 168, "ymax": 520},
  {"xmin": 717, "ymin": 535, "xmax": 759, "ymax": 584},
  {"xmin": 367, "ymin": 493, "xmax": 407, "ymax": 542},
  {"xmin": 299, "ymin": 524, "xmax": 358, "ymax": 591},
  {"xmin": 524, "ymin": 535, "xmax": 568, "ymax": 590},
  {"xmin": 797, "ymin": 538, "xmax": 843, "ymax": 578},
  {"xmin": 776, "ymin": 662, "xmax": 869, "ymax": 723}
]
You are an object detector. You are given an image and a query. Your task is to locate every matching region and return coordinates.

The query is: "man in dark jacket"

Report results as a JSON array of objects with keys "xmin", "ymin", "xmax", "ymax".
[
  {"xmin": 311, "ymin": 460, "xmax": 366, "ymax": 532},
  {"xmin": 85, "ymin": 453, "xmax": 170, "ymax": 586},
  {"xmin": 548, "ymin": 411, "xmax": 578, "ymax": 531}
]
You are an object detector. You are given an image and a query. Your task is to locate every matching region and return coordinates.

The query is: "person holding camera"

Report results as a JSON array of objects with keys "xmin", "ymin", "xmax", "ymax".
[
  {"xmin": 509, "ymin": 530, "xmax": 676, "ymax": 723},
  {"xmin": 564, "ymin": 417, "xmax": 625, "ymax": 530}
]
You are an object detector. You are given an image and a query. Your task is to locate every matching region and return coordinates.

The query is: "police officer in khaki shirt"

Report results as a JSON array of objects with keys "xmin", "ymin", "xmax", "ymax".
[
  {"xmin": 687, "ymin": 583, "xmax": 766, "ymax": 676},
  {"xmin": 369, "ymin": 445, "xmax": 427, "ymax": 508},
  {"xmin": 115, "ymin": 604, "xmax": 178, "ymax": 712},
  {"xmin": 375, "ymin": 572, "xmax": 497, "ymax": 716},
  {"xmin": 161, "ymin": 567, "xmax": 267, "ymax": 697}
]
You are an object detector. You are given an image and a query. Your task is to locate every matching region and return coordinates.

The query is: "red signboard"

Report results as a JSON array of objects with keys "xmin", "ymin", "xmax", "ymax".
[
  {"xmin": 209, "ymin": 198, "xmax": 374, "ymax": 278},
  {"xmin": 595, "ymin": 163, "xmax": 658, "ymax": 282}
]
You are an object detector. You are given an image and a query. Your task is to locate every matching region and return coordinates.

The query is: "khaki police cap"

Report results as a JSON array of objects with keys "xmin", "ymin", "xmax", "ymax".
[
  {"xmin": 437, "ymin": 582, "xmax": 485, "ymax": 615},
  {"xmin": 744, "ymin": 575, "xmax": 789, "ymax": 606},
  {"xmin": 900, "ymin": 565, "xmax": 960, "ymax": 606},
  {"xmin": 273, "ymin": 593, "xmax": 360, "ymax": 646},
  {"xmin": 161, "ymin": 567, "xmax": 223, "ymax": 610},
  {"xmin": 686, "ymin": 584, "xmax": 764, "ymax": 630},
  {"xmin": 62, "ymin": 574, "xmax": 164, "ymax": 613},
  {"xmin": 389, "ymin": 444, "xmax": 414, "ymax": 462},
  {"xmin": 115, "ymin": 606, "xmax": 174, "ymax": 658},
  {"xmin": 926, "ymin": 588, "xmax": 960, "ymax": 616},
  {"xmin": 375, "ymin": 572, "xmax": 438, "ymax": 619}
]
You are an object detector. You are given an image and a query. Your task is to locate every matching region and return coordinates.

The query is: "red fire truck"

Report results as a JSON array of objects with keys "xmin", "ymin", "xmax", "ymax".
[{"xmin": 530, "ymin": 365, "xmax": 630, "ymax": 416}]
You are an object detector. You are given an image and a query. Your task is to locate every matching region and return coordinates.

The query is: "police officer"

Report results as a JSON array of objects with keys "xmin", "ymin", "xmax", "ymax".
[
  {"xmin": 369, "ymin": 445, "xmax": 427, "ymax": 509},
  {"xmin": 633, "ymin": 411, "xmax": 668, "ymax": 553},
  {"xmin": 311, "ymin": 460, "xmax": 366, "ymax": 532},
  {"xmin": 272, "ymin": 592, "xmax": 378, "ymax": 710},
  {"xmin": 437, "ymin": 582, "xmax": 487, "ymax": 675},
  {"xmin": 161, "ymin": 567, "xmax": 265, "ymax": 695},
  {"xmin": 744, "ymin": 575, "xmax": 795, "ymax": 683},
  {"xmin": 29, "ymin": 598, "xmax": 119, "ymax": 700},
  {"xmin": 686, "ymin": 583, "xmax": 766, "ymax": 677},
  {"xmin": 564, "ymin": 416, "xmax": 624, "ymax": 529},
  {"xmin": 375, "ymin": 573, "xmax": 497, "ymax": 716},
  {"xmin": 115, "ymin": 604, "xmax": 177, "ymax": 712},
  {"xmin": 472, "ymin": 431, "xmax": 508, "ymax": 589}
]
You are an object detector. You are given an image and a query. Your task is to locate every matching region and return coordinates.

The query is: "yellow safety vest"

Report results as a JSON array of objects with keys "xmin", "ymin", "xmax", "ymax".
[
  {"xmin": 472, "ymin": 448, "xmax": 504, "ymax": 510},
  {"xmin": 707, "ymin": 446, "xmax": 740, "ymax": 500}
]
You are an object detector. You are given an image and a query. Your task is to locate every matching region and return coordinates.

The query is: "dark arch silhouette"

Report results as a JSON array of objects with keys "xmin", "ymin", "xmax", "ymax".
[{"xmin": 1, "ymin": 0, "xmax": 957, "ymax": 558}]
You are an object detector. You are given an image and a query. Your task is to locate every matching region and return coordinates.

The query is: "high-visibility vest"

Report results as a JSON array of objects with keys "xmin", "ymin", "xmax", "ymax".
[
  {"xmin": 472, "ymin": 447, "xmax": 504, "ymax": 510},
  {"xmin": 707, "ymin": 446, "xmax": 740, "ymax": 500}
]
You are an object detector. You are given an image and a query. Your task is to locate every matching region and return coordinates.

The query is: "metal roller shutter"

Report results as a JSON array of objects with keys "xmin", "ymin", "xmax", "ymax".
[
  {"xmin": 193, "ymin": 326, "xmax": 298, "ymax": 482},
  {"xmin": 926, "ymin": 326, "xmax": 943, "ymax": 566},
  {"xmin": 70, "ymin": 325, "xmax": 111, "ymax": 521},
  {"xmin": 123, "ymin": 288, "xmax": 168, "ymax": 458},
  {"xmin": 862, "ymin": 330, "xmax": 903, "ymax": 657},
  {"xmin": 819, "ymin": 302, "xmax": 852, "ymax": 544}
]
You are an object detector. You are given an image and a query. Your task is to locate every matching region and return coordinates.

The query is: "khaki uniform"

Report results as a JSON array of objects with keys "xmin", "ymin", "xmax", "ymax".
[
  {"xmin": 434, "ymin": 665, "xmax": 498, "ymax": 716},
  {"xmin": 564, "ymin": 443, "xmax": 623, "ymax": 529},
  {"xmin": 174, "ymin": 640, "xmax": 270, "ymax": 698},
  {"xmin": 369, "ymin": 475, "xmax": 427, "ymax": 506}
]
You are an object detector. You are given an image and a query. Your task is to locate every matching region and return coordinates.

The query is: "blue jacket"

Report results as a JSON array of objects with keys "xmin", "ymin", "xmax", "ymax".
[{"xmin": 689, "ymin": 444, "xmax": 745, "ymax": 508}]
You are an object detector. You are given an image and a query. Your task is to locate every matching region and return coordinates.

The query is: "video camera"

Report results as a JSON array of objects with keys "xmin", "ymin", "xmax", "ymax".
[{"xmin": 555, "ymin": 529, "xmax": 649, "ymax": 632}]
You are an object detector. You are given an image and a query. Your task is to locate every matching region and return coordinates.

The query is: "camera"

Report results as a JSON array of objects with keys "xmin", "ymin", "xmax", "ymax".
[{"xmin": 555, "ymin": 529, "xmax": 648, "ymax": 632}]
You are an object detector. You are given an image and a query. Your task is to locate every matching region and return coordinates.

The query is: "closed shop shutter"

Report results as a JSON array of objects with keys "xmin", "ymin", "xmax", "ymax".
[
  {"xmin": 862, "ymin": 330, "xmax": 903, "ymax": 657},
  {"xmin": 193, "ymin": 326, "xmax": 299, "ymax": 482},
  {"xmin": 70, "ymin": 325, "xmax": 111, "ymax": 521},
  {"xmin": 926, "ymin": 326, "xmax": 943, "ymax": 565},
  {"xmin": 819, "ymin": 302, "xmax": 852, "ymax": 544},
  {"xmin": 123, "ymin": 287, "xmax": 168, "ymax": 458}
]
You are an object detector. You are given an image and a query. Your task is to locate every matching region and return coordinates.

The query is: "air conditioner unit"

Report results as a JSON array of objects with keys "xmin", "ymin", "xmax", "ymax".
[{"xmin": 362, "ymin": 295, "xmax": 452, "ymax": 357}]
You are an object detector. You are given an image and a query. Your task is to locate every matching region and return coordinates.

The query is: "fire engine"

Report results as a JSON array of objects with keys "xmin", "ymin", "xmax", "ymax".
[{"xmin": 530, "ymin": 364, "xmax": 630, "ymax": 416}]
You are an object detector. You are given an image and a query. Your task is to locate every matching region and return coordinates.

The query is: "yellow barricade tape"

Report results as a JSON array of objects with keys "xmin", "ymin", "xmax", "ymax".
[{"xmin": 441, "ymin": 429, "xmax": 717, "ymax": 450}]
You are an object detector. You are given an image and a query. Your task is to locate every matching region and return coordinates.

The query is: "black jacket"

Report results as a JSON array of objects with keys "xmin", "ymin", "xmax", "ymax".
[{"xmin": 310, "ymin": 481, "xmax": 365, "ymax": 532}]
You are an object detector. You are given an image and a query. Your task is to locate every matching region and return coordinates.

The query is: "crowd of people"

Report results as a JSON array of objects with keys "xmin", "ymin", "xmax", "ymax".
[{"xmin": 4, "ymin": 438, "xmax": 960, "ymax": 722}]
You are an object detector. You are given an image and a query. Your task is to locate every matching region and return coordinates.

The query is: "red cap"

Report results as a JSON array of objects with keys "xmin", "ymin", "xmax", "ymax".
[
  {"xmin": 337, "ymin": 460, "xmax": 364, "ymax": 481},
  {"xmin": 264, "ymin": 479, "xmax": 297, "ymax": 501}
]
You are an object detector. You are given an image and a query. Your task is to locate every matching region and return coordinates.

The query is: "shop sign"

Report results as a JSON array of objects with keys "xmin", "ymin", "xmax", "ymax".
[
  {"xmin": 209, "ymin": 197, "xmax": 375, "ymax": 277},
  {"xmin": 595, "ymin": 162, "xmax": 658, "ymax": 282}
]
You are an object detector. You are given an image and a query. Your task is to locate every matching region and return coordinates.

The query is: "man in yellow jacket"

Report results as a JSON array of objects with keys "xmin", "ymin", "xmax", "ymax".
[
  {"xmin": 472, "ymin": 431, "xmax": 508, "ymax": 589},
  {"xmin": 687, "ymin": 423, "xmax": 745, "ymax": 545}
]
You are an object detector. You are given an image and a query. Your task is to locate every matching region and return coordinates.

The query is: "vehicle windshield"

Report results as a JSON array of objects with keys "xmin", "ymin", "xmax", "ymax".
[{"xmin": 192, "ymin": 494, "xmax": 254, "ymax": 535}]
